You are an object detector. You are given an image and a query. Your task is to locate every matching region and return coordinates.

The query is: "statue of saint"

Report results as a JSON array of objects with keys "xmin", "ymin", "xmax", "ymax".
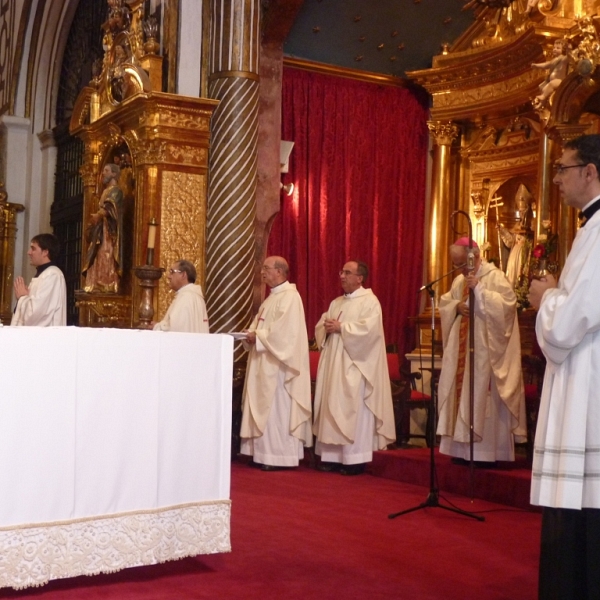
[
  {"xmin": 532, "ymin": 39, "xmax": 569, "ymax": 109},
  {"xmin": 82, "ymin": 163, "xmax": 124, "ymax": 293},
  {"xmin": 498, "ymin": 184, "xmax": 534, "ymax": 289}
]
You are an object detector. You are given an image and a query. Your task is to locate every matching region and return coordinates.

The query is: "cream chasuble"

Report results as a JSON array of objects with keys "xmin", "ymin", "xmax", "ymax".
[
  {"xmin": 153, "ymin": 283, "xmax": 209, "ymax": 333},
  {"xmin": 312, "ymin": 287, "xmax": 396, "ymax": 450},
  {"xmin": 240, "ymin": 281, "xmax": 312, "ymax": 447},
  {"xmin": 11, "ymin": 266, "xmax": 67, "ymax": 327},
  {"xmin": 437, "ymin": 262, "xmax": 526, "ymax": 460}
]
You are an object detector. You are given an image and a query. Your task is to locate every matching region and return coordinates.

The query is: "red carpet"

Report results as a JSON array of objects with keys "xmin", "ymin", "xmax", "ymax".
[
  {"xmin": 0, "ymin": 461, "xmax": 540, "ymax": 599},
  {"xmin": 371, "ymin": 446, "xmax": 536, "ymax": 511}
]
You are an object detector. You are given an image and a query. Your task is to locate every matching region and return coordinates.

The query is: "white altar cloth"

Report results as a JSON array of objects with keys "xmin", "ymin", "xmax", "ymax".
[{"xmin": 0, "ymin": 327, "xmax": 233, "ymax": 589}]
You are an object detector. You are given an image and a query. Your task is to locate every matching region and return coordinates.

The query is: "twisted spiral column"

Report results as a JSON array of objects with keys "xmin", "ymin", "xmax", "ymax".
[{"xmin": 205, "ymin": 0, "xmax": 260, "ymax": 360}]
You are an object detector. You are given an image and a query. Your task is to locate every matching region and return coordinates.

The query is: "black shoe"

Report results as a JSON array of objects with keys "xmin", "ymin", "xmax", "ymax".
[
  {"xmin": 261, "ymin": 465, "xmax": 290, "ymax": 471},
  {"xmin": 317, "ymin": 462, "xmax": 341, "ymax": 472},
  {"xmin": 249, "ymin": 460, "xmax": 263, "ymax": 469},
  {"xmin": 340, "ymin": 463, "xmax": 366, "ymax": 476},
  {"xmin": 451, "ymin": 457, "xmax": 469, "ymax": 466}
]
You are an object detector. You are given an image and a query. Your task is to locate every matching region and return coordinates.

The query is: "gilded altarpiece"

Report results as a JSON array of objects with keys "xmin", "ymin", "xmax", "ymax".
[
  {"xmin": 409, "ymin": 0, "xmax": 600, "ymax": 352},
  {"xmin": 70, "ymin": 93, "xmax": 217, "ymax": 327}
]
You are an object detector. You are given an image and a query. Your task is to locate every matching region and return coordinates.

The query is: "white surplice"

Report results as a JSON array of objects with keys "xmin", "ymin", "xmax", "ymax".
[
  {"xmin": 437, "ymin": 262, "xmax": 526, "ymax": 461},
  {"xmin": 240, "ymin": 281, "xmax": 312, "ymax": 466},
  {"xmin": 312, "ymin": 287, "xmax": 396, "ymax": 464},
  {"xmin": 153, "ymin": 283, "xmax": 209, "ymax": 333},
  {"xmin": 532, "ymin": 208, "xmax": 600, "ymax": 509},
  {"xmin": 11, "ymin": 266, "xmax": 66, "ymax": 327}
]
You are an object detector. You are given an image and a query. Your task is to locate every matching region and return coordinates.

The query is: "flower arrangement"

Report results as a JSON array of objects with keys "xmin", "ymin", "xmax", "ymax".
[{"xmin": 532, "ymin": 222, "xmax": 558, "ymax": 260}]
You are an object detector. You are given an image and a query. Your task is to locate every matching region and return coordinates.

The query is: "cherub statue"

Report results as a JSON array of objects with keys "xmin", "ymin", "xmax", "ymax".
[
  {"xmin": 525, "ymin": 0, "xmax": 540, "ymax": 15},
  {"xmin": 532, "ymin": 39, "xmax": 570, "ymax": 109}
]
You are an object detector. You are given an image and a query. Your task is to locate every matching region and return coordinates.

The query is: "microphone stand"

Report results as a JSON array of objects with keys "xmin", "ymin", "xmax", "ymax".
[{"xmin": 389, "ymin": 265, "xmax": 484, "ymax": 521}]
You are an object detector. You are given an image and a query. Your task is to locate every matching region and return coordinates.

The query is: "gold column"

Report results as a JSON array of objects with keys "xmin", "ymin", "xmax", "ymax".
[
  {"xmin": 206, "ymin": 0, "xmax": 261, "ymax": 360},
  {"xmin": 0, "ymin": 193, "xmax": 25, "ymax": 324},
  {"xmin": 426, "ymin": 121, "xmax": 460, "ymax": 291}
]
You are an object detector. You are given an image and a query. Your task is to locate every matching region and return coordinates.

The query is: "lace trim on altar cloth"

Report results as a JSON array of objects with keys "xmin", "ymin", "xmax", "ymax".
[{"xmin": 0, "ymin": 499, "xmax": 231, "ymax": 590}]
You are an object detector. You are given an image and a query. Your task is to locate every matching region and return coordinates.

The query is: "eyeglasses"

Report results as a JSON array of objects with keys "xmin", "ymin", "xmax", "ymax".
[
  {"xmin": 168, "ymin": 269, "xmax": 183, "ymax": 274},
  {"xmin": 339, "ymin": 270, "xmax": 359, "ymax": 276},
  {"xmin": 553, "ymin": 163, "xmax": 587, "ymax": 175}
]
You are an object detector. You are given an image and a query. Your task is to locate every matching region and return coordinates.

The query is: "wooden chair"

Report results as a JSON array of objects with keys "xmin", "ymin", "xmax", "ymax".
[{"xmin": 388, "ymin": 354, "xmax": 433, "ymax": 447}]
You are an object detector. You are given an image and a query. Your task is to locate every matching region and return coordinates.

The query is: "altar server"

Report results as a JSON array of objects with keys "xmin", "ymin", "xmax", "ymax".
[
  {"xmin": 312, "ymin": 261, "xmax": 395, "ymax": 475},
  {"xmin": 240, "ymin": 256, "xmax": 312, "ymax": 471},
  {"xmin": 437, "ymin": 239, "xmax": 526, "ymax": 464},
  {"xmin": 529, "ymin": 134, "xmax": 600, "ymax": 599},
  {"xmin": 153, "ymin": 260, "xmax": 209, "ymax": 333},
  {"xmin": 11, "ymin": 233, "xmax": 66, "ymax": 327}
]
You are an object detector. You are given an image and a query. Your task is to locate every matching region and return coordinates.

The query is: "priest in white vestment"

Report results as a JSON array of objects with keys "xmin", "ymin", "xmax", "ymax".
[
  {"xmin": 529, "ymin": 134, "xmax": 600, "ymax": 599},
  {"xmin": 240, "ymin": 256, "xmax": 312, "ymax": 471},
  {"xmin": 312, "ymin": 261, "xmax": 395, "ymax": 475},
  {"xmin": 437, "ymin": 238, "xmax": 526, "ymax": 464},
  {"xmin": 153, "ymin": 260, "xmax": 209, "ymax": 333},
  {"xmin": 11, "ymin": 233, "xmax": 67, "ymax": 327}
]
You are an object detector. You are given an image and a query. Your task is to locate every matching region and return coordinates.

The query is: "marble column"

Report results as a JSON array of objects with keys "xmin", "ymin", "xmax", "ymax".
[{"xmin": 205, "ymin": 0, "xmax": 261, "ymax": 360}]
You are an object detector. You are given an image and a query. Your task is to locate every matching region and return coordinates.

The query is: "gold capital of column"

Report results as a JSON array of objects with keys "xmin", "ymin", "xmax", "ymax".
[{"xmin": 427, "ymin": 121, "xmax": 460, "ymax": 147}]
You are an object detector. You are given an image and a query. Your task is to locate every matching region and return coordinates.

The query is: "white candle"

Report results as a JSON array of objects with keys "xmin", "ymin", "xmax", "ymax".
[{"xmin": 148, "ymin": 219, "xmax": 157, "ymax": 249}]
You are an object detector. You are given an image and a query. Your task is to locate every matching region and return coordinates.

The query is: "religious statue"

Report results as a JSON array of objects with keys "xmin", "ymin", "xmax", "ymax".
[
  {"xmin": 497, "ymin": 184, "xmax": 534, "ymax": 290},
  {"xmin": 531, "ymin": 39, "xmax": 570, "ymax": 109},
  {"xmin": 82, "ymin": 163, "xmax": 124, "ymax": 293},
  {"xmin": 525, "ymin": 0, "xmax": 540, "ymax": 14}
]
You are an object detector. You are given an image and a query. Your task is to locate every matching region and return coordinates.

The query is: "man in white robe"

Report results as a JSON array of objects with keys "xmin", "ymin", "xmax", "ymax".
[
  {"xmin": 153, "ymin": 260, "xmax": 209, "ymax": 333},
  {"xmin": 529, "ymin": 134, "xmax": 600, "ymax": 599},
  {"xmin": 313, "ymin": 261, "xmax": 395, "ymax": 475},
  {"xmin": 240, "ymin": 256, "xmax": 312, "ymax": 471},
  {"xmin": 437, "ymin": 239, "xmax": 526, "ymax": 464},
  {"xmin": 11, "ymin": 233, "xmax": 66, "ymax": 327}
]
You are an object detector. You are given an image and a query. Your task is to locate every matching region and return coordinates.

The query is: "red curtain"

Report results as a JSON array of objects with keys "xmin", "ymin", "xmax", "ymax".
[{"xmin": 268, "ymin": 67, "xmax": 429, "ymax": 352}]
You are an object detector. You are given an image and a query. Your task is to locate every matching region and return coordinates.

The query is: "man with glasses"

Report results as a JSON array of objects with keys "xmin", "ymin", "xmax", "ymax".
[
  {"xmin": 312, "ymin": 261, "xmax": 395, "ymax": 475},
  {"xmin": 437, "ymin": 238, "xmax": 526, "ymax": 467},
  {"xmin": 240, "ymin": 256, "xmax": 312, "ymax": 471},
  {"xmin": 153, "ymin": 260, "xmax": 209, "ymax": 333},
  {"xmin": 529, "ymin": 134, "xmax": 600, "ymax": 599}
]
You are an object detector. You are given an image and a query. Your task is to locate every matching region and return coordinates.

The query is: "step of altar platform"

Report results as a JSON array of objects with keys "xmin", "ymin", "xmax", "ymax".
[{"xmin": 370, "ymin": 447, "xmax": 537, "ymax": 511}]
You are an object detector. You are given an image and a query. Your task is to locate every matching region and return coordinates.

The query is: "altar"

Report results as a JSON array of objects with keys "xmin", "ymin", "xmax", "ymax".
[{"xmin": 0, "ymin": 327, "xmax": 233, "ymax": 590}]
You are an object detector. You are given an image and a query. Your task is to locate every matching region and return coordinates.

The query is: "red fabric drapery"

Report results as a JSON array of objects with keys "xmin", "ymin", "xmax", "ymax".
[{"xmin": 268, "ymin": 67, "xmax": 429, "ymax": 352}]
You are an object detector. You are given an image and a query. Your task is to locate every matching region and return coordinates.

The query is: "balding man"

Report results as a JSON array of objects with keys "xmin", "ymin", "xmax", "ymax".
[
  {"xmin": 240, "ymin": 256, "xmax": 312, "ymax": 471},
  {"xmin": 153, "ymin": 260, "xmax": 209, "ymax": 333},
  {"xmin": 437, "ymin": 238, "xmax": 526, "ymax": 465},
  {"xmin": 312, "ymin": 260, "xmax": 395, "ymax": 475}
]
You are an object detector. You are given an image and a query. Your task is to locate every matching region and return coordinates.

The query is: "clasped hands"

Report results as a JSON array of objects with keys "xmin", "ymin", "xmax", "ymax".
[
  {"xmin": 324, "ymin": 318, "xmax": 341, "ymax": 334},
  {"xmin": 528, "ymin": 273, "xmax": 557, "ymax": 310},
  {"xmin": 13, "ymin": 276, "xmax": 29, "ymax": 299}
]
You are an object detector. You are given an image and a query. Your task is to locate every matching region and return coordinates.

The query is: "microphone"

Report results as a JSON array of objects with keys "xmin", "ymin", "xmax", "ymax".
[{"xmin": 467, "ymin": 250, "xmax": 475, "ymax": 274}]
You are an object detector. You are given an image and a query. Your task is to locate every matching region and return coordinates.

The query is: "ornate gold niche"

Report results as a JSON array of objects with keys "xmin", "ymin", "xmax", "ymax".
[
  {"xmin": 69, "ymin": 0, "xmax": 218, "ymax": 327},
  {"xmin": 0, "ymin": 186, "xmax": 24, "ymax": 325}
]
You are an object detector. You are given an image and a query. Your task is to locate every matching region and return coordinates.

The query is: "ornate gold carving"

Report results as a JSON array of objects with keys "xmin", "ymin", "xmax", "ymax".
[
  {"xmin": 0, "ymin": 1, "xmax": 15, "ymax": 113},
  {"xmin": 471, "ymin": 153, "xmax": 539, "ymax": 175},
  {"xmin": 159, "ymin": 109, "xmax": 211, "ymax": 131},
  {"xmin": 136, "ymin": 140, "xmax": 167, "ymax": 165},
  {"xmin": 427, "ymin": 121, "xmax": 460, "ymax": 146},
  {"xmin": 158, "ymin": 172, "xmax": 206, "ymax": 319},
  {"xmin": 75, "ymin": 291, "xmax": 131, "ymax": 326},
  {"xmin": 433, "ymin": 69, "xmax": 541, "ymax": 109},
  {"xmin": 0, "ymin": 191, "xmax": 25, "ymax": 325},
  {"xmin": 166, "ymin": 144, "xmax": 207, "ymax": 166}
]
